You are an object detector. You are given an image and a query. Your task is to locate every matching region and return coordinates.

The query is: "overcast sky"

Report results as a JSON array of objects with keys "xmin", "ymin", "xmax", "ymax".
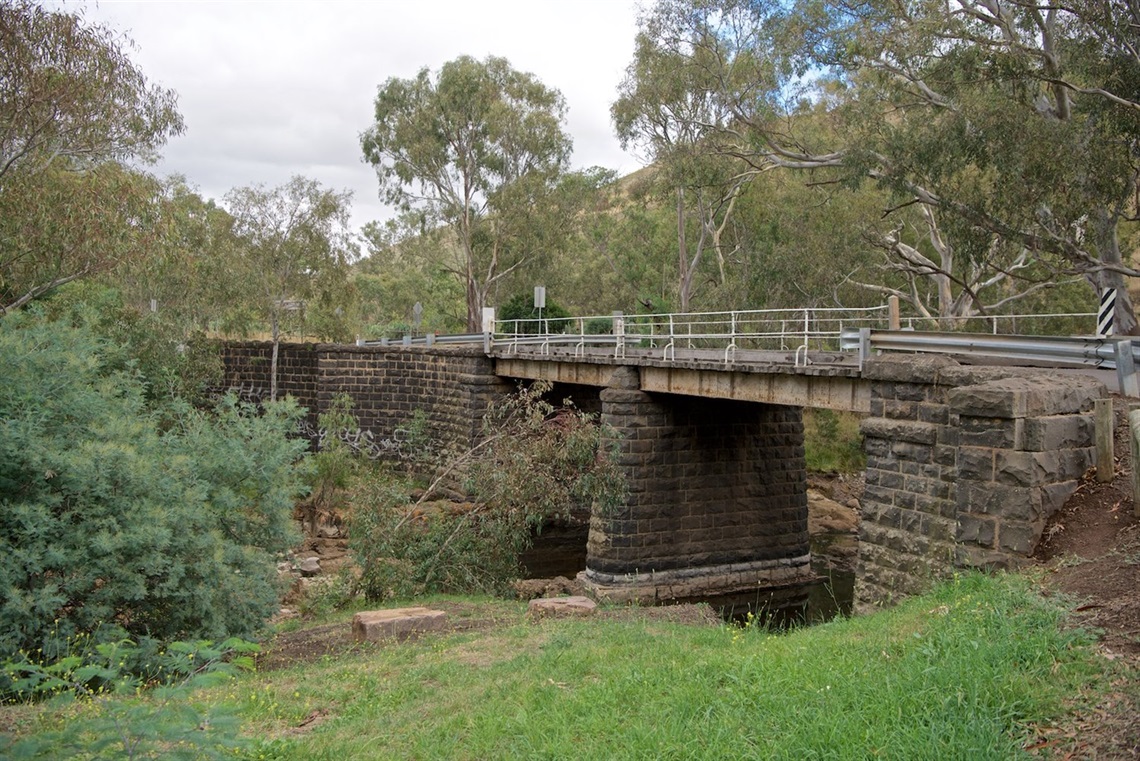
[{"xmin": 64, "ymin": 0, "xmax": 646, "ymax": 231}]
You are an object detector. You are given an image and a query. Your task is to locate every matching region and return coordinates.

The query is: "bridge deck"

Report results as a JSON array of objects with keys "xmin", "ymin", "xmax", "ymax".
[{"xmin": 491, "ymin": 346, "xmax": 870, "ymax": 413}]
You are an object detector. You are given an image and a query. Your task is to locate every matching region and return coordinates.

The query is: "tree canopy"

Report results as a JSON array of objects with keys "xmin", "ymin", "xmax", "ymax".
[
  {"xmin": 361, "ymin": 55, "xmax": 572, "ymax": 331},
  {"xmin": 622, "ymin": 0, "xmax": 1139, "ymax": 328},
  {"xmin": 0, "ymin": 0, "xmax": 183, "ymax": 313},
  {"xmin": 226, "ymin": 176, "xmax": 356, "ymax": 400}
]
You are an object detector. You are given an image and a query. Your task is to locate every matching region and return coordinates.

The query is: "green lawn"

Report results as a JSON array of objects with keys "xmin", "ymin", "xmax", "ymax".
[
  {"xmin": 219, "ymin": 573, "xmax": 1104, "ymax": 760},
  {"xmin": 1, "ymin": 573, "xmax": 1115, "ymax": 760}
]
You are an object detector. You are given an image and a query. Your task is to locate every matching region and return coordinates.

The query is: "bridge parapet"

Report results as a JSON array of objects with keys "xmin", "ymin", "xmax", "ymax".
[{"xmin": 859, "ymin": 356, "xmax": 1105, "ymax": 602}]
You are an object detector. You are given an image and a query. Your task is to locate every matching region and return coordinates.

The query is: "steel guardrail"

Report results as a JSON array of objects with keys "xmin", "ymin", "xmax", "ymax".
[{"xmin": 838, "ymin": 328, "xmax": 1127, "ymax": 367}]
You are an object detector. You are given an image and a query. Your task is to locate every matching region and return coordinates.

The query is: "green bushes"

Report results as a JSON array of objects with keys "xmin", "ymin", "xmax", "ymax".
[
  {"xmin": 0, "ymin": 637, "xmax": 257, "ymax": 759},
  {"xmin": 803, "ymin": 408, "xmax": 865, "ymax": 473},
  {"xmin": 497, "ymin": 292, "xmax": 571, "ymax": 333},
  {"xmin": 350, "ymin": 382, "xmax": 625, "ymax": 600},
  {"xmin": 0, "ymin": 313, "xmax": 309, "ymax": 661}
]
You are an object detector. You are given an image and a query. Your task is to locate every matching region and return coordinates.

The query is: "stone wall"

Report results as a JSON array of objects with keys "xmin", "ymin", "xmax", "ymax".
[
  {"xmin": 219, "ymin": 342, "xmax": 511, "ymax": 452},
  {"xmin": 859, "ymin": 356, "xmax": 1105, "ymax": 602},
  {"xmin": 221, "ymin": 342, "xmax": 321, "ymax": 423},
  {"xmin": 580, "ymin": 368, "xmax": 812, "ymax": 603}
]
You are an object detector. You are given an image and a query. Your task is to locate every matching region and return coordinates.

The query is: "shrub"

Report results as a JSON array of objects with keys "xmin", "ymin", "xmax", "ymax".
[
  {"xmin": 0, "ymin": 313, "xmax": 310, "ymax": 661},
  {"xmin": 803, "ymin": 408, "xmax": 865, "ymax": 473},
  {"xmin": 0, "ymin": 637, "xmax": 257, "ymax": 759},
  {"xmin": 349, "ymin": 382, "xmax": 625, "ymax": 599},
  {"xmin": 497, "ymin": 292, "xmax": 571, "ymax": 334}
]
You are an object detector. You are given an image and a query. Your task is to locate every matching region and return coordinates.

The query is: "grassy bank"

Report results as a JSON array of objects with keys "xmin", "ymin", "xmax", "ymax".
[
  {"xmin": 242, "ymin": 574, "xmax": 1103, "ymax": 758},
  {"xmin": 2, "ymin": 573, "xmax": 1116, "ymax": 760}
]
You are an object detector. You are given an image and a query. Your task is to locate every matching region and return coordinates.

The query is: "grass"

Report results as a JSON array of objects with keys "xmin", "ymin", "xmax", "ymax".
[
  {"xmin": 236, "ymin": 574, "xmax": 1105, "ymax": 759},
  {"xmin": 2, "ymin": 573, "xmax": 1116, "ymax": 759},
  {"xmin": 804, "ymin": 408, "xmax": 865, "ymax": 473}
]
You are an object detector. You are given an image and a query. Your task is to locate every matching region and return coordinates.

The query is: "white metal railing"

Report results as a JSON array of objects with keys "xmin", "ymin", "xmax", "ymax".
[
  {"xmin": 356, "ymin": 306, "xmax": 1107, "ymax": 372},
  {"xmin": 492, "ymin": 306, "xmax": 895, "ymax": 364}
]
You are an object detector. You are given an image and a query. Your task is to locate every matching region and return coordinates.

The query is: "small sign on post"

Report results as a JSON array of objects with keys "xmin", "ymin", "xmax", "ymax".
[
  {"xmin": 412, "ymin": 301, "xmax": 423, "ymax": 336},
  {"xmin": 533, "ymin": 286, "xmax": 546, "ymax": 310}
]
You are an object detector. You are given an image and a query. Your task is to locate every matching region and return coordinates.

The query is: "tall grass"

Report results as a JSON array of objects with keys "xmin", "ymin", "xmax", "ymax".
[
  {"xmin": 804, "ymin": 408, "xmax": 865, "ymax": 473},
  {"xmin": 204, "ymin": 573, "xmax": 1104, "ymax": 760}
]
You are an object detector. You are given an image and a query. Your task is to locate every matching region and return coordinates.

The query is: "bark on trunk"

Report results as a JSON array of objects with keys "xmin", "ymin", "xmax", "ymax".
[{"xmin": 270, "ymin": 312, "xmax": 280, "ymax": 403}]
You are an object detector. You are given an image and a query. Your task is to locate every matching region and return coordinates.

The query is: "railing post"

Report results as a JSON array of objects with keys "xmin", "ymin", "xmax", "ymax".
[
  {"xmin": 613, "ymin": 311, "xmax": 625, "ymax": 358},
  {"xmin": 1115, "ymin": 339, "xmax": 1139, "ymax": 397},
  {"xmin": 888, "ymin": 296, "xmax": 900, "ymax": 331},
  {"xmin": 1130, "ymin": 406, "xmax": 1140, "ymax": 517},
  {"xmin": 858, "ymin": 327, "xmax": 872, "ymax": 370}
]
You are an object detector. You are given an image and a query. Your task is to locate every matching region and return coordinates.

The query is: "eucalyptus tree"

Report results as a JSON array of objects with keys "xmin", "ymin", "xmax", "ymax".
[
  {"xmin": 612, "ymin": 27, "xmax": 752, "ymax": 312},
  {"xmin": 361, "ymin": 55, "xmax": 572, "ymax": 331},
  {"xmin": 0, "ymin": 0, "xmax": 183, "ymax": 313},
  {"xmin": 632, "ymin": 0, "xmax": 1139, "ymax": 329},
  {"xmin": 226, "ymin": 176, "xmax": 356, "ymax": 401}
]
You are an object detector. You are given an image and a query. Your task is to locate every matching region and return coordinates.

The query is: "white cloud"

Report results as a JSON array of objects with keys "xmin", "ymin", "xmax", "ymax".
[{"xmin": 62, "ymin": 0, "xmax": 645, "ymax": 230}]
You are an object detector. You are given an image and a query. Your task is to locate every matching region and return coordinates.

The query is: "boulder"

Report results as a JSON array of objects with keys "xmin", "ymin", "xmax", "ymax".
[
  {"xmin": 298, "ymin": 556, "xmax": 321, "ymax": 577},
  {"xmin": 808, "ymin": 489, "xmax": 859, "ymax": 535},
  {"xmin": 352, "ymin": 607, "xmax": 448, "ymax": 642},
  {"xmin": 527, "ymin": 596, "xmax": 597, "ymax": 619}
]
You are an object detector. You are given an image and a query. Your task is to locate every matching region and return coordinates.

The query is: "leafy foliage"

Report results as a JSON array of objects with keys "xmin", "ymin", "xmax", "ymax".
[
  {"xmin": 361, "ymin": 55, "xmax": 572, "ymax": 331},
  {"xmin": 41, "ymin": 281, "xmax": 224, "ymax": 410},
  {"xmin": 350, "ymin": 383, "xmax": 625, "ymax": 599},
  {"xmin": 0, "ymin": 0, "xmax": 183, "ymax": 313},
  {"xmin": 497, "ymin": 291, "xmax": 571, "ymax": 333},
  {"xmin": 0, "ymin": 637, "xmax": 256, "ymax": 760},
  {"xmin": 0, "ymin": 313, "xmax": 309, "ymax": 661}
]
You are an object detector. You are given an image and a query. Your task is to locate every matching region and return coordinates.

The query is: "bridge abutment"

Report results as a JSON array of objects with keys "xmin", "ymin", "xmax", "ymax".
[
  {"xmin": 579, "ymin": 368, "xmax": 813, "ymax": 603},
  {"xmin": 859, "ymin": 357, "xmax": 1105, "ymax": 603}
]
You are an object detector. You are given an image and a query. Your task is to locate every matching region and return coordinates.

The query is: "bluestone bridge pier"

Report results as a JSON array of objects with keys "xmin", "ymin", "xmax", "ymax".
[{"xmin": 222, "ymin": 340, "xmax": 1106, "ymax": 605}]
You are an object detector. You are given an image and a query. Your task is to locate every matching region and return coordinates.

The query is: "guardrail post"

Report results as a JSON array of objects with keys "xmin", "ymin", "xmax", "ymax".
[
  {"xmin": 858, "ymin": 327, "xmax": 872, "ymax": 370},
  {"xmin": 613, "ymin": 311, "xmax": 625, "ymax": 359},
  {"xmin": 888, "ymin": 296, "xmax": 900, "ymax": 331},
  {"xmin": 1115, "ymin": 339, "xmax": 1139, "ymax": 396}
]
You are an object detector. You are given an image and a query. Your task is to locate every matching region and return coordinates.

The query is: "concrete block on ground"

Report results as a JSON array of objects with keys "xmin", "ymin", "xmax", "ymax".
[
  {"xmin": 352, "ymin": 607, "xmax": 448, "ymax": 642},
  {"xmin": 527, "ymin": 596, "xmax": 598, "ymax": 619}
]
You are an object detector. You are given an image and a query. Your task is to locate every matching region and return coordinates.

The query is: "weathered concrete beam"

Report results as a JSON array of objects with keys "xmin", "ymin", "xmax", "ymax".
[
  {"xmin": 494, "ymin": 357, "xmax": 871, "ymax": 412},
  {"xmin": 638, "ymin": 366, "xmax": 871, "ymax": 412},
  {"xmin": 494, "ymin": 357, "xmax": 630, "ymax": 389}
]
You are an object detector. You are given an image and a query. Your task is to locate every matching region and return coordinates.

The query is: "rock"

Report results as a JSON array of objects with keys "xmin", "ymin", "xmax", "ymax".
[
  {"xmin": 276, "ymin": 561, "xmax": 293, "ymax": 573},
  {"xmin": 298, "ymin": 557, "xmax": 321, "ymax": 577},
  {"xmin": 511, "ymin": 575, "xmax": 585, "ymax": 600},
  {"xmin": 808, "ymin": 489, "xmax": 860, "ymax": 535},
  {"xmin": 527, "ymin": 596, "xmax": 597, "ymax": 619},
  {"xmin": 846, "ymin": 498, "xmax": 861, "ymax": 511},
  {"xmin": 352, "ymin": 608, "xmax": 448, "ymax": 642},
  {"xmin": 317, "ymin": 523, "xmax": 342, "ymax": 538}
]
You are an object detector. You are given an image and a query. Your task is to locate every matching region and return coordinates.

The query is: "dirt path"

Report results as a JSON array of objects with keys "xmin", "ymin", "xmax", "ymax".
[{"xmin": 1032, "ymin": 398, "xmax": 1140, "ymax": 758}]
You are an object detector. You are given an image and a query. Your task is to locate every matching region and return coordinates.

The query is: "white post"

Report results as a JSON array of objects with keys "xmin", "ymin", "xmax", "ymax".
[{"xmin": 1115, "ymin": 339, "xmax": 1138, "ymax": 397}]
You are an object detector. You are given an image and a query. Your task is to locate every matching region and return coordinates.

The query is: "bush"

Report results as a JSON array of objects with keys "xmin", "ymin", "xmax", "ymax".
[
  {"xmin": 349, "ymin": 382, "xmax": 625, "ymax": 600},
  {"xmin": 803, "ymin": 409, "xmax": 865, "ymax": 473},
  {"xmin": 0, "ymin": 637, "xmax": 257, "ymax": 759},
  {"xmin": 497, "ymin": 292, "xmax": 572, "ymax": 334},
  {"xmin": 0, "ymin": 313, "xmax": 310, "ymax": 661}
]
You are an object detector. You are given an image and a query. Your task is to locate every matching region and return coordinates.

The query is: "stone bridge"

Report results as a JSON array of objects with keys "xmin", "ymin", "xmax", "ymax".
[{"xmin": 221, "ymin": 341, "xmax": 1106, "ymax": 606}]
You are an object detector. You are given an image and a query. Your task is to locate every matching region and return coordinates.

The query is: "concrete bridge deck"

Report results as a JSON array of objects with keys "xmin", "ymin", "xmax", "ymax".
[{"xmin": 492, "ymin": 345, "xmax": 870, "ymax": 413}]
